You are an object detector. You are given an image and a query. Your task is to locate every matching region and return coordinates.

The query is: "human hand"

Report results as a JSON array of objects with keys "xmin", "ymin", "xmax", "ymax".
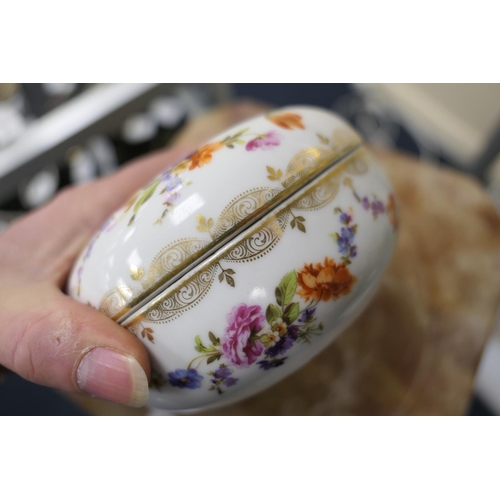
[{"xmin": 0, "ymin": 146, "xmax": 190, "ymax": 407}]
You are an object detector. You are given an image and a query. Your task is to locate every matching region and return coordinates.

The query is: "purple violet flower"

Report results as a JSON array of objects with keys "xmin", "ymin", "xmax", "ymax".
[
  {"xmin": 371, "ymin": 200, "xmax": 386, "ymax": 215},
  {"xmin": 258, "ymin": 358, "xmax": 287, "ymax": 370},
  {"xmin": 224, "ymin": 377, "xmax": 238, "ymax": 387},
  {"xmin": 265, "ymin": 328, "xmax": 298, "ymax": 357},
  {"xmin": 340, "ymin": 212, "xmax": 352, "ymax": 224},
  {"xmin": 214, "ymin": 367, "xmax": 232, "ymax": 380},
  {"xmin": 299, "ymin": 308, "xmax": 316, "ymax": 323}
]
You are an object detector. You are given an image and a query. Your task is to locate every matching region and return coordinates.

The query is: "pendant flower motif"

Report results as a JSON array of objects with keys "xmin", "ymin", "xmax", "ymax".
[{"xmin": 297, "ymin": 257, "xmax": 356, "ymax": 302}]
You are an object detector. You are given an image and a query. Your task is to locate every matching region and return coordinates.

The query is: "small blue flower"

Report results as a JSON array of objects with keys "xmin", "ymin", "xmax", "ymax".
[
  {"xmin": 214, "ymin": 367, "xmax": 232, "ymax": 379},
  {"xmin": 341, "ymin": 226, "xmax": 355, "ymax": 243},
  {"xmin": 258, "ymin": 358, "xmax": 287, "ymax": 370},
  {"xmin": 161, "ymin": 171, "xmax": 182, "ymax": 188},
  {"xmin": 168, "ymin": 369, "xmax": 203, "ymax": 389},
  {"xmin": 337, "ymin": 237, "xmax": 350, "ymax": 255}
]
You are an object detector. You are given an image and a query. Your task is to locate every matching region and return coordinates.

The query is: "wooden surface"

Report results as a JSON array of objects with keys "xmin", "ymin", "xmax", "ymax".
[{"xmin": 69, "ymin": 102, "xmax": 500, "ymax": 416}]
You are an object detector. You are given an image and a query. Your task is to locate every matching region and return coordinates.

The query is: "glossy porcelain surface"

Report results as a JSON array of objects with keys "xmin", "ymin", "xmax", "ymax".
[{"xmin": 68, "ymin": 106, "xmax": 397, "ymax": 410}]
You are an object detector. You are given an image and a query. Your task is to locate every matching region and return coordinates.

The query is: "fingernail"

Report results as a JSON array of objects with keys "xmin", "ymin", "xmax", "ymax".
[{"xmin": 76, "ymin": 348, "xmax": 149, "ymax": 407}]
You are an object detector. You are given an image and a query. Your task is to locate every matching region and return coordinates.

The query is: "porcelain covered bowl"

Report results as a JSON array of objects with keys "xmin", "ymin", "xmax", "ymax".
[{"xmin": 68, "ymin": 106, "xmax": 397, "ymax": 410}]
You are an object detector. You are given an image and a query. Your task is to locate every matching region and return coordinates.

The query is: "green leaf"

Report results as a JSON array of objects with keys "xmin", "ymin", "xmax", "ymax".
[
  {"xmin": 235, "ymin": 139, "xmax": 245, "ymax": 145},
  {"xmin": 195, "ymin": 335, "xmax": 202, "ymax": 347},
  {"xmin": 207, "ymin": 354, "xmax": 221, "ymax": 365},
  {"xmin": 275, "ymin": 286, "xmax": 283, "ymax": 307},
  {"xmin": 297, "ymin": 222, "xmax": 306, "ymax": 233},
  {"xmin": 133, "ymin": 179, "xmax": 160, "ymax": 215},
  {"xmin": 277, "ymin": 271, "xmax": 298, "ymax": 306},
  {"xmin": 295, "ymin": 216, "xmax": 305, "ymax": 222},
  {"xmin": 218, "ymin": 271, "xmax": 224, "ymax": 283},
  {"xmin": 290, "ymin": 218, "xmax": 296, "ymax": 229},
  {"xmin": 194, "ymin": 345, "xmax": 202, "ymax": 353},
  {"xmin": 283, "ymin": 302, "xmax": 300, "ymax": 325},
  {"xmin": 225, "ymin": 268, "xmax": 235, "ymax": 275},
  {"xmin": 226, "ymin": 274, "xmax": 235, "ymax": 287},
  {"xmin": 266, "ymin": 304, "xmax": 281, "ymax": 324},
  {"xmin": 233, "ymin": 127, "xmax": 249, "ymax": 137},
  {"xmin": 226, "ymin": 144, "xmax": 234, "ymax": 149},
  {"xmin": 208, "ymin": 331, "xmax": 218, "ymax": 344}
]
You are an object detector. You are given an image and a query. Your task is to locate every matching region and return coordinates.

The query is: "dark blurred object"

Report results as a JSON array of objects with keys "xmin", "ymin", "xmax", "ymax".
[
  {"xmin": 0, "ymin": 372, "xmax": 88, "ymax": 416},
  {"xmin": 467, "ymin": 396, "xmax": 495, "ymax": 416}
]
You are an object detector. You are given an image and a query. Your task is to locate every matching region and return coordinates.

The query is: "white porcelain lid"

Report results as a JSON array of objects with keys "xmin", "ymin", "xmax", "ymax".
[{"xmin": 68, "ymin": 106, "xmax": 362, "ymax": 322}]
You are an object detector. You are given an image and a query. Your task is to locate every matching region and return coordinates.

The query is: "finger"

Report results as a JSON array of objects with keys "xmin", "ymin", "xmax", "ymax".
[
  {"xmin": 0, "ymin": 285, "xmax": 151, "ymax": 407},
  {"xmin": 1, "ymin": 145, "xmax": 193, "ymax": 284}
]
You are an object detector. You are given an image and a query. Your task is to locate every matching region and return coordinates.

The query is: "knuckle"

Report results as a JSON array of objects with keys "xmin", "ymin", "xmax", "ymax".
[{"xmin": 10, "ymin": 307, "xmax": 83, "ymax": 384}]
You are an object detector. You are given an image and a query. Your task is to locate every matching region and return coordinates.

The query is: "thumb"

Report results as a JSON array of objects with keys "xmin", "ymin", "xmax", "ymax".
[{"xmin": 0, "ymin": 285, "xmax": 150, "ymax": 407}]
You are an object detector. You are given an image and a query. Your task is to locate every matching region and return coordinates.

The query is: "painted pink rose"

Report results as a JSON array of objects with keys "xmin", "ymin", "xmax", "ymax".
[
  {"xmin": 245, "ymin": 130, "xmax": 281, "ymax": 151},
  {"xmin": 221, "ymin": 304, "xmax": 265, "ymax": 367}
]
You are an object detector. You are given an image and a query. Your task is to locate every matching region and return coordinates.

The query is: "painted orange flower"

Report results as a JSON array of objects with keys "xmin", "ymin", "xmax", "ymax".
[
  {"xmin": 267, "ymin": 112, "xmax": 305, "ymax": 130},
  {"xmin": 387, "ymin": 193, "xmax": 398, "ymax": 230},
  {"xmin": 297, "ymin": 257, "xmax": 356, "ymax": 302},
  {"xmin": 188, "ymin": 142, "xmax": 224, "ymax": 170}
]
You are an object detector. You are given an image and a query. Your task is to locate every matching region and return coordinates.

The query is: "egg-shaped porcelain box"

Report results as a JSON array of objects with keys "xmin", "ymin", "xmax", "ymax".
[{"xmin": 68, "ymin": 106, "xmax": 397, "ymax": 411}]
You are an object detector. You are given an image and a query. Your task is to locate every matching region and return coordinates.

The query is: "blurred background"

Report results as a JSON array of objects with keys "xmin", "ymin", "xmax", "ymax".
[{"xmin": 1, "ymin": 83, "xmax": 499, "ymax": 415}]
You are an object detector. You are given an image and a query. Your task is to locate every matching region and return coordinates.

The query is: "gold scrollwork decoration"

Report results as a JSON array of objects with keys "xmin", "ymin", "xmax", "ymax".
[
  {"xmin": 102, "ymin": 137, "xmax": 369, "ymax": 324},
  {"xmin": 212, "ymin": 187, "xmax": 281, "ymax": 239},
  {"xmin": 141, "ymin": 238, "xmax": 210, "ymax": 290},
  {"xmin": 99, "ymin": 285, "xmax": 134, "ymax": 321},
  {"xmin": 223, "ymin": 210, "xmax": 289, "ymax": 262},
  {"xmin": 143, "ymin": 264, "xmax": 218, "ymax": 323}
]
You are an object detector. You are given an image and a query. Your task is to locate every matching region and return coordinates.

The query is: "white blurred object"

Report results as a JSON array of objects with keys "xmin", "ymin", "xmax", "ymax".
[
  {"xmin": 67, "ymin": 146, "xmax": 97, "ymax": 184},
  {"xmin": 121, "ymin": 113, "xmax": 157, "ymax": 144},
  {"xmin": 42, "ymin": 83, "xmax": 77, "ymax": 96},
  {"xmin": 149, "ymin": 96, "xmax": 186, "ymax": 128},
  {"xmin": 87, "ymin": 135, "xmax": 118, "ymax": 176},
  {"xmin": 18, "ymin": 165, "xmax": 59, "ymax": 209}
]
